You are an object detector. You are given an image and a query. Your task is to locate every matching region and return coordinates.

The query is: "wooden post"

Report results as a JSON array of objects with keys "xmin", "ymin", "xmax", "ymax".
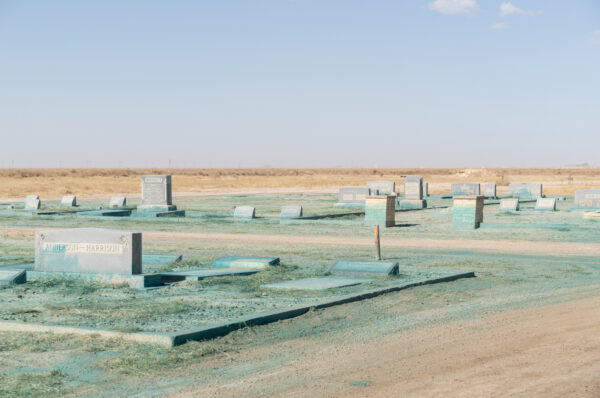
[{"xmin": 374, "ymin": 225, "xmax": 381, "ymax": 260}]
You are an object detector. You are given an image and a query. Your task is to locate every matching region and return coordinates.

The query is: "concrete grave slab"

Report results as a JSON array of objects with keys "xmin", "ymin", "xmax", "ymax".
[
  {"xmin": 212, "ymin": 256, "xmax": 280, "ymax": 269},
  {"xmin": 263, "ymin": 277, "xmax": 371, "ymax": 290},
  {"xmin": 280, "ymin": 205, "xmax": 302, "ymax": 219},
  {"xmin": 0, "ymin": 269, "xmax": 26, "ymax": 286},
  {"xmin": 329, "ymin": 260, "xmax": 399, "ymax": 276},
  {"xmin": 34, "ymin": 228, "xmax": 142, "ymax": 275},
  {"xmin": 234, "ymin": 206, "xmax": 256, "ymax": 219}
]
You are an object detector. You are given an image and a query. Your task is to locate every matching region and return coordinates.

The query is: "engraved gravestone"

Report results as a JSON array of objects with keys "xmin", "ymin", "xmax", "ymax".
[
  {"xmin": 280, "ymin": 205, "xmax": 302, "ymax": 219},
  {"xmin": 509, "ymin": 183, "xmax": 543, "ymax": 200},
  {"xmin": 61, "ymin": 195, "xmax": 77, "ymax": 207},
  {"xmin": 34, "ymin": 228, "xmax": 142, "ymax": 274},
  {"xmin": 137, "ymin": 175, "xmax": 178, "ymax": 213},
  {"xmin": 24, "ymin": 195, "xmax": 41, "ymax": 210},
  {"xmin": 366, "ymin": 181, "xmax": 395, "ymax": 195},
  {"xmin": 499, "ymin": 198, "xmax": 519, "ymax": 211},
  {"xmin": 400, "ymin": 176, "xmax": 426, "ymax": 209},
  {"xmin": 574, "ymin": 190, "xmax": 600, "ymax": 210},
  {"xmin": 535, "ymin": 197, "xmax": 557, "ymax": 211},
  {"xmin": 483, "ymin": 183, "xmax": 496, "ymax": 198},
  {"xmin": 234, "ymin": 206, "xmax": 256, "ymax": 219},
  {"xmin": 451, "ymin": 183, "xmax": 480, "ymax": 197},
  {"xmin": 338, "ymin": 187, "xmax": 371, "ymax": 204}
]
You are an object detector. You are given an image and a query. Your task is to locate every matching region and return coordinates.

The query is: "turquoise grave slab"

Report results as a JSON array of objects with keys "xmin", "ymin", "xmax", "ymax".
[
  {"xmin": 0, "ymin": 269, "xmax": 26, "ymax": 286},
  {"xmin": 262, "ymin": 277, "xmax": 371, "ymax": 290},
  {"xmin": 329, "ymin": 260, "xmax": 399, "ymax": 276},
  {"xmin": 212, "ymin": 256, "xmax": 280, "ymax": 269}
]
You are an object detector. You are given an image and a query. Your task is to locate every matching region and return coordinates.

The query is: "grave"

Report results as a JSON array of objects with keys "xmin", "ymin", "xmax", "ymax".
[
  {"xmin": 366, "ymin": 181, "xmax": 395, "ymax": 195},
  {"xmin": 573, "ymin": 189, "xmax": 600, "ymax": 210},
  {"xmin": 423, "ymin": 182, "xmax": 429, "ymax": 197},
  {"xmin": 453, "ymin": 196, "xmax": 484, "ymax": 230},
  {"xmin": 451, "ymin": 183, "xmax": 480, "ymax": 197},
  {"xmin": 60, "ymin": 195, "xmax": 77, "ymax": 207},
  {"xmin": 24, "ymin": 195, "xmax": 41, "ymax": 211},
  {"xmin": 483, "ymin": 183, "xmax": 497, "ymax": 199},
  {"xmin": 400, "ymin": 176, "xmax": 427, "ymax": 209},
  {"xmin": 335, "ymin": 187, "xmax": 371, "ymax": 208},
  {"xmin": 212, "ymin": 256, "xmax": 280, "ymax": 269},
  {"xmin": 234, "ymin": 206, "xmax": 256, "ymax": 219},
  {"xmin": 77, "ymin": 209, "xmax": 132, "ymax": 217},
  {"xmin": 329, "ymin": 260, "xmax": 399, "ymax": 276},
  {"xmin": 263, "ymin": 277, "xmax": 370, "ymax": 291},
  {"xmin": 364, "ymin": 195, "xmax": 395, "ymax": 227},
  {"xmin": 0, "ymin": 269, "xmax": 26, "ymax": 286},
  {"xmin": 160, "ymin": 269, "xmax": 259, "ymax": 283},
  {"xmin": 499, "ymin": 198, "xmax": 519, "ymax": 211},
  {"xmin": 109, "ymin": 196, "xmax": 127, "ymax": 208},
  {"xmin": 535, "ymin": 197, "xmax": 557, "ymax": 211},
  {"xmin": 509, "ymin": 183, "xmax": 543, "ymax": 200},
  {"xmin": 136, "ymin": 175, "xmax": 184, "ymax": 217},
  {"xmin": 280, "ymin": 205, "xmax": 302, "ymax": 219}
]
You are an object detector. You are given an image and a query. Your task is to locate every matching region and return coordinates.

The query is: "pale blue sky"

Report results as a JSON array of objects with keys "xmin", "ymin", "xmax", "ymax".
[{"xmin": 1, "ymin": 1, "xmax": 599, "ymax": 168}]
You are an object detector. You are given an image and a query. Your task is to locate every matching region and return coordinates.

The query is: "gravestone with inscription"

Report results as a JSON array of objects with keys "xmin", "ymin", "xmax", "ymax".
[
  {"xmin": 573, "ymin": 189, "xmax": 600, "ymax": 210},
  {"xmin": 335, "ymin": 187, "xmax": 371, "ymax": 207},
  {"xmin": 366, "ymin": 181, "xmax": 395, "ymax": 195},
  {"xmin": 24, "ymin": 195, "xmax": 41, "ymax": 211},
  {"xmin": 509, "ymin": 183, "xmax": 543, "ymax": 200},
  {"xmin": 453, "ymin": 196, "xmax": 484, "ymax": 230},
  {"xmin": 451, "ymin": 183, "xmax": 480, "ymax": 197},
  {"xmin": 136, "ymin": 175, "xmax": 183, "ymax": 216},
  {"xmin": 60, "ymin": 195, "xmax": 77, "ymax": 207},
  {"xmin": 483, "ymin": 183, "xmax": 497, "ymax": 199},
  {"xmin": 400, "ymin": 176, "xmax": 427, "ymax": 209},
  {"xmin": 280, "ymin": 205, "xmax": 302, "ymax": 219},
  {"xmin": 34, "ymin": 228, "xmax": 142, "ymax": 274},
  {"xmin": 535, "ymin": 197, "xmax": 557, "ymax": 211},
  {"xmin": 499, "ymin": 198, "xmax": 519, "ymax": 211},
  {"xmin": 109, "ymin": 196, "xmax": 126, "ymax": 208}
]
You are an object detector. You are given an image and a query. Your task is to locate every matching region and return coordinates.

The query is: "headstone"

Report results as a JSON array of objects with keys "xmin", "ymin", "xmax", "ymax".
[
  {"xmin": 329, "ymin": 260, "xmax": 399, "ymax": 276},
  {"xmin": 280, "ymin": 205, "xmax": 302, "ymax": 219},
  {"xmin": 234, "ymin": 206, "xmax": 256, "ymax": 219},
  {"xmin": 451, "ymin": 183, "xmax": 480, "ymax": 197},
  {"xmin": 453, "ymin": 196, "xmax": 484, "ymax": 230},
  {"xmin": 509, "ymin": 183, "xmax": 543, "ymax": 200},
  {"xmin": 0, "ymin": 269, "xmax": 26, "ymax": 286},
  {"xmin": 499, "ymin": 198, "xmax": 519, "ymax": 211},
  {"xmin": 404, "ymin": 176, "xmax": 423, "ymax": 200},
  {"xmin": 423, "ymin": 182, "xmax": 429, "ymax": 197},
  {"xmin": 24, "ymin": 195, "xmax": 41, "ymax": 211},
  {"xmin": 263, "ymin": 277, "xmax": 370, "ymax": 290},
  {"xmin": 483, "ymin": 183, "xmax": 497, "ymax": 199},
  {"xmin": 34, "ymin": 228, "xmax": 142, "ymax": 275},
  {"xmin": 137, "ymin": 175, "xmax": 177, "ymax": 213},
  {"xmin": 212, "ymin": 256, "xmax": 279, "ymax": 269},
  {"xmin": 364, "ymin": 195, "xmax": 395, "ymax": 227},
  {"xmin": 338, "ymin": 187, "xmax": 371, "ymax": 204},
  {"xmin": 60, "ymin": 195, "xmax": 76, "ymax": 207},
  {"xmin": 535, "ymin": 197, "xmax": 557, "ymax": 211},
  {"xmin": 109, "ymin": 196, "xmax": 126, "ymax": 208},
  {"xmin": 574, "ymin": 189, "xmax": 600, "ymax": 210},
  {"xmin": 366, "ymin": 181, "xmax": 395, "ymax": 195}
]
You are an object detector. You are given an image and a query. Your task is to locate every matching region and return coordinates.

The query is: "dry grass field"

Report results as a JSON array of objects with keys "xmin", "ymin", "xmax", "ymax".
[{"xmin": 0, "ymin": 168, "xmax": 599, "ymax": 199}]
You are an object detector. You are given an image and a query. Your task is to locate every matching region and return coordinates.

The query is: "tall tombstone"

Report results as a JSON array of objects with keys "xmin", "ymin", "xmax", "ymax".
[
  {"xmin": 451, "ymin": 183, "xmax": 480, "ymax": 197},
  {"xmin": 137, "ymin": 175, "xmax": 177, "ymax": 213},
  {"xmin": 366, "ymin": 181, "xmax": 395, "ymax": 195},
  {"xmin": 364, "ymin": 195, "xmax": 395, "ymax": 228},
  {"xmin": 337, "ymin": 187, "xmax": 371, "ymax": 205},
  {"xmin": 24, "ymin": 195, "xmax": 41, "ymax": 211},
  {"xmin": 483, "ymin": 183, "xmax": 497, "ymax": 199},
  {"xmin": 400, "ymin": 176, "xmax": 426, "ymax": 209},
  {"xmin": 535, "ymin": 197, "xmax": 557, "ymax": 211},
  {"xmin": 453, "ymin": 196, "xmax": 484, "ymax": 230},
  {"xmin": 61, "ymin": 195, "xmax": 77, "ymax": 207},
  {"xmin": 34, "ymin": 228, "xmax": 142, "ymax": 275},
  {"xmin": 508, "ymin": 183, "xmax": 543, "ymax": 200},
  {"xmin": 573, "ymin": 189, "xmax": 600, "ymax": 210}
]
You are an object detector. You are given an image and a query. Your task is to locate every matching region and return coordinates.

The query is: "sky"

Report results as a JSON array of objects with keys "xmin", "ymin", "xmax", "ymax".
[{"xmin": 0, "ymin": 0, "xmax": 599, "ymax": 168}]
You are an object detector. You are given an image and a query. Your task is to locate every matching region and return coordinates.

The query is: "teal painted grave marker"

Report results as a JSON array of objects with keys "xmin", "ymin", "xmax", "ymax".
[
  {"xmin": 0, "ymin": 269, "xmax": 26, "ymax": 286},
  {"xmin": 453, "ymin": 195, "xmax": 484, "ymax": 230},
  {"xmin": 364, "ymin": 195, "xmax": 395, "ymax": 227}
]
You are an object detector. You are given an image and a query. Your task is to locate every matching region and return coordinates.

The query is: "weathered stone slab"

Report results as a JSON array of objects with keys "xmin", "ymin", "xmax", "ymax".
[
  {"xmin": 329, "ymin": 260, "xmax": 399, "ymax": 276},
  {"xmin": 453, "ymin": 196, "xmax": 484, "ymax": 230},
  {"xmin": 160, "ymin": 269, "xmax": 258, "ymax": 282},
  {"xmin": 212, "ymin": 256, "xmax": 280, "ymax": 269},
  {"xmin": 535, "ymin": 197, "xmax": 557, "ymax": 211},
  {"xmin": 0, "ymin": 269, "xmax": 26, "ymax": 286},
  {"xmin": 364, "ymin": 195, "xmax": 395, "ymax": 227},
  {"xmin": 60, "ymin": 195, "xmax": 77, "ymax": 207},
  {"xmin": 451, "ymin": 183, "xmax": 480, "ymax": 196},
  {"xmin": 483, "ymin": 183, "xmax": 497, "ymax": 198},
  {"xmin": 234, "ymin": 206, "xmax": 256, "ymax": 219},
  {"xmin": 574, "ymin": 189, "xmax": 600, "ymax": 210},
  {"xmin": 109, "ymin": 196, "xmax": 127, "ymax": 207},
  {"xmin": 34, "ymin": 228, "xmax": 142, "ymax": 275},
  {"xmin": 404, "ymin": 176, "xmax": 423, "ymax": 200},
  {"xmin": 263, "ymin": 277, "xmax": 370, "ymax": 290},
  {"xmin": 24, "ymin": 195, "xmax": 41, "ymax": 211},
  {"xmin": 509, "ymin": 183, "xmax": 543, "ymax": 200},
  {"xmin": 499, "ymin": 198, "xmax": 519, "ymax": 211},
  {"xmin": 338, "ymin": 187, "xmax": 371, "ymax": 204},
  {"xmin": 280, "ymin": 205, "xmax": 302, "ymax": 219},
  {"xmin": 367, "ymin": 181, "xmax": 395, "ymax": 195}
]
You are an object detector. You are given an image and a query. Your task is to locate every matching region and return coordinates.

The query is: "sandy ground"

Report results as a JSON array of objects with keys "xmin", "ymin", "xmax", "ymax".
[{"xmin": 177, "ymin": 292, "xmax": 600, "ymax": 397}]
